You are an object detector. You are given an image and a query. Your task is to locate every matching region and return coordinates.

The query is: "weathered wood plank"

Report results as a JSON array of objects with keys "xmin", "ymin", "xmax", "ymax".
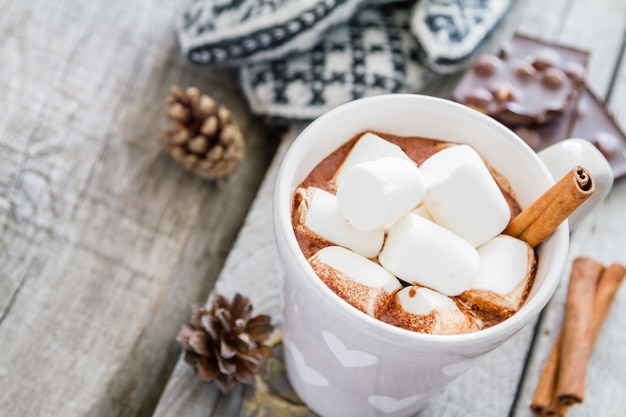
[
  {"xmin": 426, "ymin": 1, "xmax": 626, "ymax": 416},
  {"xmin": 513, "ymin": 178, "xmax": 626, "ymax": 416},
  {"xmin": 153, "ymin": 1, "xmax": 626, "ymax": 416},
  {"xmin": 513, "ymin": 1, "xmax": 626, "ymax": 414},
  {"xmin": 152, "ymin": 123, "xmax": 300, "ymax": 417},
  {"xmin": 0, "ymin": 1, "xmax": 280, "ymax": 416},
  {"xmin": 155, "ymin": 1, "xmax": 624, "ymax": 417},
  {"xmin": 3, "ymin": 0, "xmax": 623, "ymax": 415}
]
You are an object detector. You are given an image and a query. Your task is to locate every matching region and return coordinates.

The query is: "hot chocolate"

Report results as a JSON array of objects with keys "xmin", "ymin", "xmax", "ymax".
[{"xmin": 291, "ymin": 130, "xmax": 537, "ymax": 334}]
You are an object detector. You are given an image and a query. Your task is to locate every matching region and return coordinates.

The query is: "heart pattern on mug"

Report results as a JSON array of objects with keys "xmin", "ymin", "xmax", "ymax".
[
  {"xmin": 368, "ymin": 394, "xmax": 424, "ymax": 413},
  {"xmin": 288, "ymin": 343, "xmax": 329, "ymax": 387},
  {"xmin": 322, "ymin": 330, "xmax": 378, "ymax": 368}
]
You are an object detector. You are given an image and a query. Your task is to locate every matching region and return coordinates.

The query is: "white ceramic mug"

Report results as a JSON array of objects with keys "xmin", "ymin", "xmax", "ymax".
[{"xmin": 273, "ymin": 94, "xmax": 598, "ymax": 417}]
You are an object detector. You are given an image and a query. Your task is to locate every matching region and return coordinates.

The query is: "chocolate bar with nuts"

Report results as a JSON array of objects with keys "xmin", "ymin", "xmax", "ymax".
[
  {"xmin": 569, "ymin": 86, "xmax": 626, "ymax": 178},
  {"xmin": 513, "ymin": 85, "xmax": 626, "ymax": 179},
  {"xmin": 452, "ymin": 33, "xmax": 589, "ymax": 127},
  {"xmin": 511, "ymin": 97, "xmax": 578, "ymax": 152}
]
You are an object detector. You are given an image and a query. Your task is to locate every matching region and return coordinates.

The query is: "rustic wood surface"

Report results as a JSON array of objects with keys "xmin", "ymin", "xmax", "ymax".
[
  {"xmin": 2, "ymin": 0, "xmax": 625, "ymax": 417},
  {"xmin": 0, "ymin": 1, "xmax": 281, "ymax": 416}
]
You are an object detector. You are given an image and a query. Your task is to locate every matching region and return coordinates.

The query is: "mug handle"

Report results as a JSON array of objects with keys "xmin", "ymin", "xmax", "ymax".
[{"xmin": 537, "ymin": 138, "xmax": 614, "ymax": 230}]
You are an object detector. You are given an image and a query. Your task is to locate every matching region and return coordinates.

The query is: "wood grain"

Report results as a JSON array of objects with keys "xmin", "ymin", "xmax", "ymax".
[
  {"xmin": 511, "ymin": 0, "xmax": 626, "ymax": 416},
  {"xmin": 152, "ymin": 124, "xmax": 299, "ymax": 417},
  {"xmin": 0, "ymin": 1, "xmax": 280, "ymax": 416},
  {"xmin": 2, "ymin": 0, "xmax": 625, "ymax": 416},
  {"xmin": 154, "ymin": 1, "xmax": 626, "ymax": 416}
]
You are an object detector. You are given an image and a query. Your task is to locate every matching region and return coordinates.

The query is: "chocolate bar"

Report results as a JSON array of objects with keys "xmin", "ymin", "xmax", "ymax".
[
  {"xmin": 513, "ymin": 85, "xmax": 626, "ymax": 179},
  {"xmin": 452, "ymin": 33, "xmax": 589, "ymax": 126},
  {"xmin": 570, "ymin": 86, "xmax": 626, "ymax": 178},
  {"xmin": 453, "ymin": 32, "xmax": 626, "ymax": 179},
  {"xmin": 511, "ymin": 94, "xmax": 578, "ymax": 152}
]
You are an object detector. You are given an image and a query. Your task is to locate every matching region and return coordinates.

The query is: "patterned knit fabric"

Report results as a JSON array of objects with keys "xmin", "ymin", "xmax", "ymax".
[
  {"xmin": 410, "ymin": 0, "xmax": 512, "ymax": 74},
  {"xmin": 177, "ymin": 0, "xmax": 398, "ymax": 66},
  {"xmin": 240, "ymin": 1, "xmax": 435, "ymax": 122},
  {"xmin": 177, "ymin": 0, "xmax": 512, "ymax": 122}
]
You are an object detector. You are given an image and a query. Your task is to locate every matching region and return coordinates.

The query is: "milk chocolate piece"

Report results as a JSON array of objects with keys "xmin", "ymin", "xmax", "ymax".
[
  {"xmin": 512, "ymin": 85, "xmax": 626, "ymax": 179},
  {"xmin": 570, "ymin": 86, "xmax": 626, "ymax": 178},
  {"xmin": 512, "ymin": 97, "xmax": 577, "ymax": 152},
  {"xmin": 453, "ymin": 33, "xmax": 589, "ymax": 126}
]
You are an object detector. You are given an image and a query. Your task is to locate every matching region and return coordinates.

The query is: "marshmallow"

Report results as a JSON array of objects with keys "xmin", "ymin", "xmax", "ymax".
[
  {"xmin": 383, "ymin": 203, "xmax": 433, "ymax": 233},
  {"xmin": 335, "ymin": 132, "xmax": 413, "ymax": 185},
  {"xmin": 380, "ymin": 286, "xmax": 478, "ymax": 335},
  {"xmin": 412, "ymin": 203, "xmax": 434, "ymax": 221},
  {"xmin": 293, "ymin": 187, "xmax": 384, "ymax": 258},
  {"xmin": 419, "ymin": 144, "xmax": 511, "ymax": 247},
  {"xmin": 378, "ymin": 213, "xmax": 479, "ymax": 296},
  {"xmin": 309, "ymin": 246, "xmax": 402, "ymax": 317},
  {"xmin": 460, "ymin": 235, "xmax": 536, "ymax": 317},
  {"xmin": 336, "ymin": 157, "xmax": 427, "ymax": 231}
]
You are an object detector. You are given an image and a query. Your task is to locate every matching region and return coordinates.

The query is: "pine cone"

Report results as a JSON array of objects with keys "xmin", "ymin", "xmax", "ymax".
[
  {"xmin": 176, "ymin": 293, "xmax": 274, "ymax": 393},
  {"xmin": 163, "ymin": 86, "xmax": 245, "ymax": 180}
]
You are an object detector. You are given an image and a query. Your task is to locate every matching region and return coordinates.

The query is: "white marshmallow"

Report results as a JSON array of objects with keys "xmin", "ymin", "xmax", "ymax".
[
  {"xmin": 336, "ymin": 157, "xmax": 427, "ymax": 231},
  {"xmin": 378, "ymin": 213, "xmax": 479, "ymax": 296},
  {"xmin": 334, "ymin": 132, "xmax": 413, "ymax": 185},
  {"xmin": 294, "ymin": 187, "xmax": 384, "ymax": 258},
  {"xmin": 383, "ymin": 203, "xmax": 433, "ymax": 233},
  {"xmin": 397, "ymin": 286, "xmax": 457, "ymax": 315},
  {"xmin": 383, "ymin": 286, "xmax": 477, "ymax": 335},
  {"xmin": 460, "ymin": 235, "xmax": 536, "ymax": 315},
  {"xmin": 419, "ymin": 144, "xmax": 511, "ymax": 247},
  {"xmin": 412, "ymin": 203, "xmax": 434, "ymax": 221},
  {"xmin": 310, "ymin": 246, "xmax": 402, "ymax": 317}
]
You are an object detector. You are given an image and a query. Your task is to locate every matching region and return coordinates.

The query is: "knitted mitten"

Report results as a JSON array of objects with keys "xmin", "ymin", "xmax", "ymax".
[
  {"xmin": 177, "ymin": 0, "xmax": 399, "ymax": 66},
  {"xmin": 410, "ymin": 0, "xmax": 512, "ymax": 74},
  {"xmin": 239, "ymin": 1, "xmax": 435, "ymax": 122}
]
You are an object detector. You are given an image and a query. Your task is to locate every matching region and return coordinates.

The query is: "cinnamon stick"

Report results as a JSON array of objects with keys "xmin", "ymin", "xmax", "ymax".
[
  {"xmin": 544, "ymin": 401, "xmax": 569, "ymax": 417},
  {"xmin": 589, "ymin": 263, "xmax": 626, "ymax": 344},
  {"xmin": 531, "ymin": 261, "xmax": 626, "ymax": 415},
  {"xmin": 505, "ymin": 166, "xmax": 594, "ymax": 247},
  {"xmin": 530, "ymin": 334, "xmax": 561, "ymax": 416},
  {"xmin": 555, "ymin": 257, "xmax": 604, "ymax": 406}
]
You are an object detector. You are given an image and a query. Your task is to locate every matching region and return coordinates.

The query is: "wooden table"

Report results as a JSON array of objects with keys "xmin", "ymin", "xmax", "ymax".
[{"xmin": 2, "ymin": 1, "xmax": 625, "ymax": 416}]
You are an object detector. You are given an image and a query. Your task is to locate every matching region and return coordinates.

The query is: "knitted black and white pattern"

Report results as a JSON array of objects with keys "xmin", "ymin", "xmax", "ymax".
[
  {"xmin": 177, "ymin": 0, "xmax": 399, "ymax": 66},
  {"xmin": 240, "ymin": 1, "xmax": 435, "ymax": 122},
  {"xmin": 410, "ymin": 0, "xmax": 512, "ymax": 74}
]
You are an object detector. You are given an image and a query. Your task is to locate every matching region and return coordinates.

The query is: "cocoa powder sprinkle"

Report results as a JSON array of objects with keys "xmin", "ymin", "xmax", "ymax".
[{"xmin": 292, "ymin": 130, "xmax": 531, "ymax": 334}]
